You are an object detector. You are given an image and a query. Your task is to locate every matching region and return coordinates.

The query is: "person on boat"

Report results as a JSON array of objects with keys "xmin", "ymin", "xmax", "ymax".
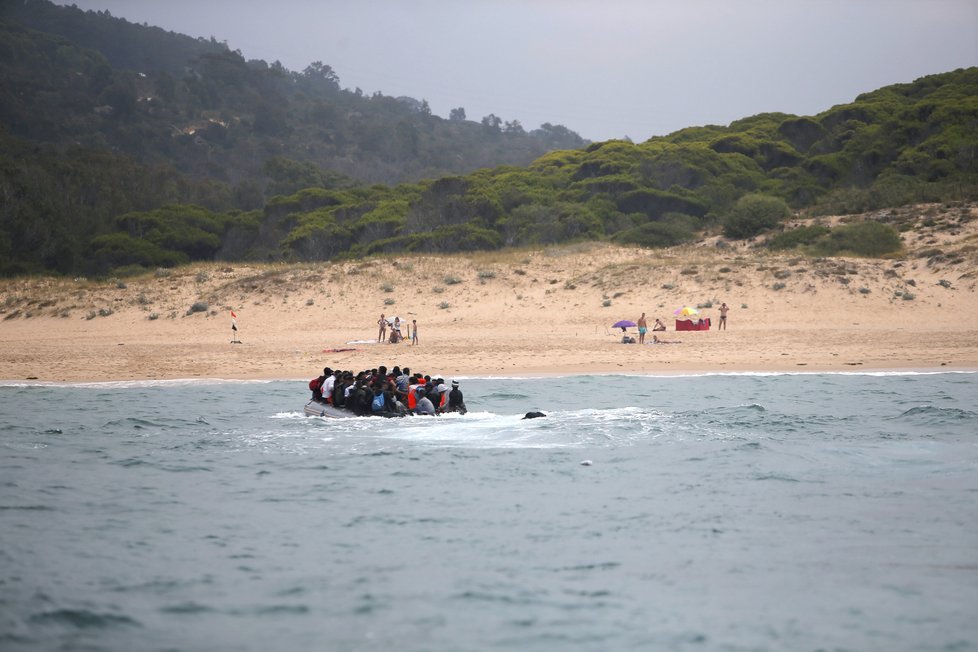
[
  {"xmin": 370, "ymin": 385, "xmax": 387, "ymax": 415},
  {"xmin": 447, "ymin": 380, "xmax": 467, "ymax": 414},
  {"xmin": 383, "ymin": 382, "xmax": 403, "ymax": 414},
  {"xmin": 406, "ymin": 378, "xmax": 420, "ymax": 411},
  {"xmin": 310, "ymin": 367, "xmax": 331, "ymax": 402},
  {"xmin": 349, "ymin": 379, "xmax": 368, "ymax": 416},
  {"xmin": 322, "ymin": 369, "xmax": 340, "ymax": 404},
  {"xmin": 333, "ymin": 373, "xmax": 353, "ymax": 407},
  {"xmin": 414, "ymin": 388, "xmax": 437, "ymax": 415},
  {"xmin": 427, "ymin": 378, "xmax": 444, "ymax": 410},
  {"xmin": 396, "ymin": 367, "xmax": 411, "ymax": 392}
]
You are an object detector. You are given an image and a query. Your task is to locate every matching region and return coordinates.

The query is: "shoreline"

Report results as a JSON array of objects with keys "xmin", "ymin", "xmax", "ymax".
[{"xmin": 3, "ymin": 365, "xmax": 976, "ymax": 388}]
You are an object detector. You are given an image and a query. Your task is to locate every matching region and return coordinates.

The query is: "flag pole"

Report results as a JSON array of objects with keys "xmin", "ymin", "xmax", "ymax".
[{"xmin": 230, "ymin": 310, "xmax": 241, "ymax": 344}]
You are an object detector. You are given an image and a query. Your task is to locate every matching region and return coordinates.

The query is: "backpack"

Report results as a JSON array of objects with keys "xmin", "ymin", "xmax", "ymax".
[
  {"xmin": 309, "ymin": 376, "xmax": 324, "ymax": 391},
  {"xmin": 371, "ymin": 393, "xmax": 385, "ymax": 412}
]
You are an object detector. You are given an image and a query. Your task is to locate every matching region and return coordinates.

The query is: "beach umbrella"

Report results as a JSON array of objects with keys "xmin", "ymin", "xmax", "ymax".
[
  {"xmin": 673, "ymin": 306, "xmax": 699, "ymax": 317},
  {"xmin": 612, "ymin": 320, "xmax": 637, "ymax": 329}
]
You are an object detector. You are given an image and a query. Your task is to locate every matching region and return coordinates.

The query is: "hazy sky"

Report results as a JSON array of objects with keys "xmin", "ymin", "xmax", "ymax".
[{"xmin": 59, "ymin": 0, "xmax": 978, "ymax": 142}]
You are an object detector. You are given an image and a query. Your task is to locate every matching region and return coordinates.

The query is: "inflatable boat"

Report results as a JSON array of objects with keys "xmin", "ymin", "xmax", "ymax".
[{"xmin": 303, "ymin": 401, "xmax": 358, "ymax": 418}]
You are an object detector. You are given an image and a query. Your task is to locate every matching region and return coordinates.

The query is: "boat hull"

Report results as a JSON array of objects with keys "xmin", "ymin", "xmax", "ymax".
[{"xmin": 303, "ymin": 401, "xmax": 357, "ymax": 418}]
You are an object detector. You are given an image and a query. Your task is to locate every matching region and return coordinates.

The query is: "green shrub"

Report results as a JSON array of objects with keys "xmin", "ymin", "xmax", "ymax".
[
  {"xmin": 612, "ymin": 213, "xmax": 699, "ymax": 248},
  {"xmin": 812, "ymin": 221, "xmax": 903, "ymax": 257},
  {"xmin": 722, "ymin": 194, "xmax": 790, "ymax": 239},
  {"xmin": 768, "ymin": 225, "xmax": 831, "ymax": 250}
]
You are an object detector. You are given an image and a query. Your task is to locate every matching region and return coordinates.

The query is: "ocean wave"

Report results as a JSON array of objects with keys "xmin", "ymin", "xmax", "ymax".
[
  {"xmin": 889, "ymin": 405, "xmax": 978, "ymax": 425},
  {"xmin": 28, "ymin": 608, "xmax": 140, "ymax": 629}
]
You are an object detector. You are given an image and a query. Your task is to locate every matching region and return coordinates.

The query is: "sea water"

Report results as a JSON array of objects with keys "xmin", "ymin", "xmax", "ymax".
[{"xmin": 1, "ymin": 373, "xmax": 976, "ymax": 651}]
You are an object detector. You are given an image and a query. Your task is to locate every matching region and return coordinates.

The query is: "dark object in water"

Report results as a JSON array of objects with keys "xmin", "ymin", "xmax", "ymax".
[{"xmin": 522, "ymin": 411, "xmax": 546, "ymax": 419}]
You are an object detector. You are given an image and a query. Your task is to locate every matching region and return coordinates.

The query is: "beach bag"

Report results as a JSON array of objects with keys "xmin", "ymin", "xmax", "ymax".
[{"xmin": 371, "ymin": 393, "xmax": 385, "ymax": 412}]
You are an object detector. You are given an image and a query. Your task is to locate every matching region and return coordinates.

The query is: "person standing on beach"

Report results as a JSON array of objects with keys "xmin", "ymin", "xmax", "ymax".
[
  {"xmin": 378, "ymin": 313, "xmax": 387, "ymax": 342},
  {"xmin": 718, "ymin": 303, "xmax": 729, "ymax": 330},
  {"xmin": 637, "ymin": 312, "xmax": 648, "ymax": 344},
  {"xmin": 411, "ymin": 319, "xmax": 419, "ymax": 345}
]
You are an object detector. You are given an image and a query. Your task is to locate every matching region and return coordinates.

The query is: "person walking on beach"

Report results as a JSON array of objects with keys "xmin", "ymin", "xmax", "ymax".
[
  {"xmin": 411, "ymin": 319, "xmax": 419, "ymax": 345},
  {"xmin": 637, "ymin": 312, "xmax": 648, "ymax": 344},
  {"xmin": 377, "ymin": 313, "xmax": 387, "ymax": 342},
  {"xmin": 718, "ymin": 303, "xmax": 729, "ymax": 330}
]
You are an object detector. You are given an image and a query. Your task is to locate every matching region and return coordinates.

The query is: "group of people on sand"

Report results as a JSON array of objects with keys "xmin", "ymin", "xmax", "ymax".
[
  {"xmin": 377, "ymin": 314, "xmax": 418, "ymax": 345},
  {"xmin": 620, "ymin": 313, "xmax": 669, "ymax": 344},
  {"xmin": 622, "ymin": 304, "xmax": 729, "ymax": 344},
  {"xmin": 309, "ymin": 365, "xmax": 466, "ymax": 417}
]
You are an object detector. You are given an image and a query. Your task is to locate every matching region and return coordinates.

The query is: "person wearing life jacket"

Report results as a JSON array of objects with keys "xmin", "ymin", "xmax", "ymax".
[{"xmin": 407, "ymin": 378, "xmax": 420, "ymax": 411}]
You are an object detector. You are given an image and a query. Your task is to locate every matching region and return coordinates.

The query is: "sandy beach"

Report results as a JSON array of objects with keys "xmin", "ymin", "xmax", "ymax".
[{"xmin": 2, "ymin": 205, "xmax": 976, "ymax": 383}]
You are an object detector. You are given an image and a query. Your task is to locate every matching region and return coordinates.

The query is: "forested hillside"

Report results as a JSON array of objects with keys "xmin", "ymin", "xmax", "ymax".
[
  {"xmin": 0, "ymin": 0, "xmax": 585, "ymax": 274},
  {"xmin": 1, "ymin": 1, "xmax": 977, "ymax": 277}
]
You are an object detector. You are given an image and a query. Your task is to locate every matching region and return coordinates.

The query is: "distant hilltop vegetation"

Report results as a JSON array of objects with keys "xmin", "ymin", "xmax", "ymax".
[{"xmin": 1, "ymin": 0, "xmax": 977, "ymax": 276}]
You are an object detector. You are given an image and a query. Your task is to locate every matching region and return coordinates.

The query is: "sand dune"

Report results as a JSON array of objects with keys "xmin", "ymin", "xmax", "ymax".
[{"xmin": 2, "ymin": 204, "xmax": 976, "ymax": 382}]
